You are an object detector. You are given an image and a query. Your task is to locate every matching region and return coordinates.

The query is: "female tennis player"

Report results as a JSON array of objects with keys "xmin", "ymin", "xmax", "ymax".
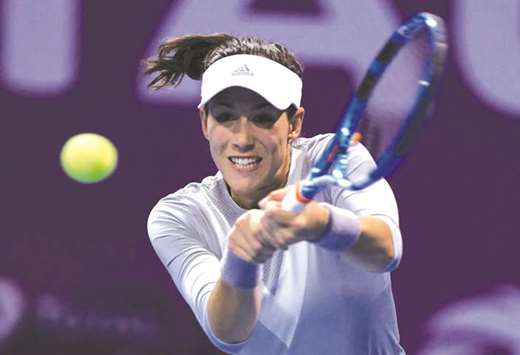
[{"xmin": 146, "ymin": 33, "xmax": 405, "ymax": 355}]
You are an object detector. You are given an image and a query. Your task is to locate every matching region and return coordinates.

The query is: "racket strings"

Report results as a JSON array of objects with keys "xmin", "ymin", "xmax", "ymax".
[{"xmin": 359, "ymin": 28, "xmax": 433, "ymax": 166}]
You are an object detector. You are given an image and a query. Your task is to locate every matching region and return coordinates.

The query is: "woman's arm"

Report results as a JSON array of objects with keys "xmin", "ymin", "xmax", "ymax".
[
  {"xmin": 340, "ymin": 213, "xmax": 396, "ymax": 272},
  {"xmin": 257, "ymin": 185, "xmax": 400, "ymax": 273},
  {"xmin": 207, "ymin": 278, "xmax": 261, "ymax": 343},
  {"xmin": 148, "ymin": 201, "xmax": 273, "ymax": 352},
  {"xmin": 206, "ymin": 209, "xmax": 277, "ymax": 343}
]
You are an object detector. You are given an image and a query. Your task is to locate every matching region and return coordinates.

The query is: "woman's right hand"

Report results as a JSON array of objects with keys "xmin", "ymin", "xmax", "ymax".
[{"xmin": 227, "ymin": 209, "xmax": 279, "ymax": 264}]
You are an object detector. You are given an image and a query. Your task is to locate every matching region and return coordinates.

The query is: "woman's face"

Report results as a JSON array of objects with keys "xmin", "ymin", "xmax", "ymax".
[{"xmin": 200, "ymin": 87, "xmax": 304, "ymax": 209}]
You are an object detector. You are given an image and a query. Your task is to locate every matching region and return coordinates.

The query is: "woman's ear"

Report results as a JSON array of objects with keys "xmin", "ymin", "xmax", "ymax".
[
  {"xmin": 288, "ymin": 107, "xmax": 305, "ymax": 141},
  {"xmin": 199, "ymin": 108, "xmax": 209, "ymax": 140}
]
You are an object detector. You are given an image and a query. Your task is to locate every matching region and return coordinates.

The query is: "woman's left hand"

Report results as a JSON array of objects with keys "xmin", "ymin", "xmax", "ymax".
[{"xmin": 258, "ymin": 186, "xmax": 330, "ymax": 249}]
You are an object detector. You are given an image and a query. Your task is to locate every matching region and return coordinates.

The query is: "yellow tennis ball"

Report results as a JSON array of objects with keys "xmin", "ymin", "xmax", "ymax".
[{"xmin": 60, "ymin": 133, "xmax": 118, "ymax": 184}]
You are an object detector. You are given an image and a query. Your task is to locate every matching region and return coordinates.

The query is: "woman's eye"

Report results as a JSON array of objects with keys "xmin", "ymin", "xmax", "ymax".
[
  {"xmin": 214, "ymin": 113, "xmax": 235, "ymax": 123},
  {"xmin": 251, "ymin": 114, "xmax": 277, "ymax": 126}
]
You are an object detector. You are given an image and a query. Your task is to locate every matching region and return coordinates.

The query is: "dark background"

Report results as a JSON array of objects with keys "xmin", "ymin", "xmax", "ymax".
[{"xmin": 1, "ymin": 1, "xmax": 519, "ymax": 354}]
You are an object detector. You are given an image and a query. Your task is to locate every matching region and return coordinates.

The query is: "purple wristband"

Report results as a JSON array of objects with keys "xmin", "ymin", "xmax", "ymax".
[
  {"xmin": 312, "ymin": 204, "xmax": 361, "ymax": 251},
  {"xmin": 220, "ymin": 249, "xmax": 262, "ymax": 289}
]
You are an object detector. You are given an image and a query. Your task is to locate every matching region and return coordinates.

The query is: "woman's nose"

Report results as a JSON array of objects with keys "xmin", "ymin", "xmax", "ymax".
[{"xmin": 232, "ymin": 117, "xmax": 255, "ymax": 151}]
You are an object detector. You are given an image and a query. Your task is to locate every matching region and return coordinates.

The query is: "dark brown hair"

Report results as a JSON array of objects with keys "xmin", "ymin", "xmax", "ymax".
[{"xmin": 144, "ymin": 33, "xmax": 303, "ymax": 91}]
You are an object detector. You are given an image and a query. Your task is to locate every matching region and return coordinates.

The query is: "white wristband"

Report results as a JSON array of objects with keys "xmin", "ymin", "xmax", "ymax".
[
  {"xmin": 312, "ymin": 204, "xmax": 361, "ymax": 251},
  {"xmin": 220, "ymin": 249, "xmax": 262, "ymax": 289}
]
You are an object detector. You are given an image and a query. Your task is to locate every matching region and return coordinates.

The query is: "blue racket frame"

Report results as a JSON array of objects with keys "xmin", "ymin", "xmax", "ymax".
[{"xmin": 293, "ymin": 12, "xmax": 447, "ymax": 208}]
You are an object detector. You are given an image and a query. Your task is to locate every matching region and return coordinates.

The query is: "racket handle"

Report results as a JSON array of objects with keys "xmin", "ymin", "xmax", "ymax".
[{"xmin": 281, "ymin": 186, "xmax": 309, "ymax": 212}]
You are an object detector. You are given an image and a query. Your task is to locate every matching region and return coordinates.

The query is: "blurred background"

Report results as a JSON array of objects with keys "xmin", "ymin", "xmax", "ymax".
[{"xmin": 1, "ymin": 0, "xmax": 519, "ymax": 354}]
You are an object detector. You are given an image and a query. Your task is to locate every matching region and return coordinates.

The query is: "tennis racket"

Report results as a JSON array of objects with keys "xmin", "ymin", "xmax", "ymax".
[{"xmin": 282, "ymin": 12, "xmax": 447, "ymax": 212}]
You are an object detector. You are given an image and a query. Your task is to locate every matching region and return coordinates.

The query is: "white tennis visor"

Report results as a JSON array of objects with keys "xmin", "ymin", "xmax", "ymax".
[{"xmin": 198, "ymin": 54, "xmax": 302, "ymax": 110}]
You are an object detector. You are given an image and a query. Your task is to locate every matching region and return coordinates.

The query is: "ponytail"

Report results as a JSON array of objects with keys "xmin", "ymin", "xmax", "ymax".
[
  {"xmin": 144, "ymin": 33, "xmax": 234, "ymax": 90},
  {"xmin": 144, "ymin": 33, "xmax": 303, "ymax": 91}
]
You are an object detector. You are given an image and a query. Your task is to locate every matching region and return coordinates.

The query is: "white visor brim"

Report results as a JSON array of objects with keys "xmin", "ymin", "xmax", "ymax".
[{"xmin": 198, "ymin": 54, "xmax": 302, "ymax": 110}]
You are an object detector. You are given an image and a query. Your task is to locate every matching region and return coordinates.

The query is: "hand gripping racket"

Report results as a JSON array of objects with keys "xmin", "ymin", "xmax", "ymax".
[{"xmin": 282, "ymin": 12, "xmax": 447, "ymax": 212}]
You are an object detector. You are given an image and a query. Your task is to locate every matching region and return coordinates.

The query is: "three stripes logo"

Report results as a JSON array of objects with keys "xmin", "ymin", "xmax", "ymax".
[{"xmin": 231, "ymin": 64, "xmax": 254, "ymax": 76}]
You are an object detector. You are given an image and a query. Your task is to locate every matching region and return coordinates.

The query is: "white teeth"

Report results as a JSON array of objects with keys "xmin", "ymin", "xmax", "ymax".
[{"xmin": 229, "ymin": 157, "xmax": 260, "ymax": 168}]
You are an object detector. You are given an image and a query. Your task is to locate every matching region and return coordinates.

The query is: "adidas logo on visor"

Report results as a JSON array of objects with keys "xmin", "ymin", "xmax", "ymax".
[{"xmin": 231, "ymin": 64, "xmax": 254, "ymax": 76}]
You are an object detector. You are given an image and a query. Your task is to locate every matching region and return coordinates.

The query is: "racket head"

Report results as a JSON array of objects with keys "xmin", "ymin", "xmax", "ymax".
[
  {"xmin": 333, "ymin": 12, "xmax": 447, "ymax": 190},
  {"xmin": 296, "ymin": 12, "xmax": 447, "ymax": 204}
]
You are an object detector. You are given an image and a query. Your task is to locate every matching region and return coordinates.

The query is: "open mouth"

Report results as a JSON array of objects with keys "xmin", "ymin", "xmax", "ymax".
[{"xmin": 228, "ymin": 156, "xmax": 262, "ymax": 169}]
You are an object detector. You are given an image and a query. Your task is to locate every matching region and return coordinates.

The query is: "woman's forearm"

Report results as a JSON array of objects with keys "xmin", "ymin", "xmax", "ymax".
[
  {"xmin": 342, "ymin": 216, "xmax": 395, "ymax": 272},
  {"xmin": 207, "ymin": 279, "xmax": 262, "ymax": 343}
]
